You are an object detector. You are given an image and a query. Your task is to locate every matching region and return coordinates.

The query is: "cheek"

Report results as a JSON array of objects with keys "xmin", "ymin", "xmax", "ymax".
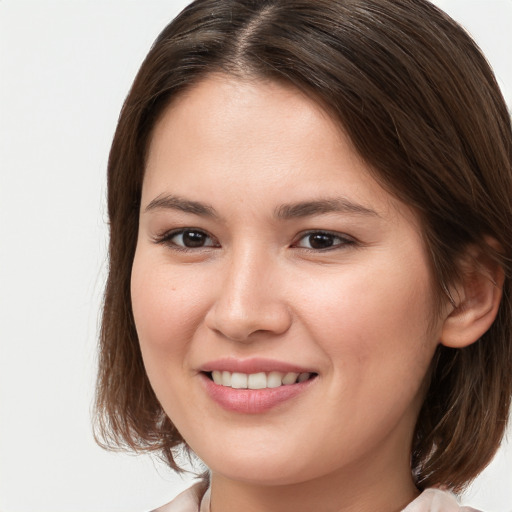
[
  {"xmin": 302, "ymin": 256, "xmax": 438, "ymax": 378},
  {"xmin": 130, "ymin": 250, "xmax": 207, "ymax": 362},
  {"xmin": 295, "ymin": 262, "xmax": 438, "ymax": 461},
  {"xmin": 130, "ymin": 250, "xmax": 211, "ymax": 429}
]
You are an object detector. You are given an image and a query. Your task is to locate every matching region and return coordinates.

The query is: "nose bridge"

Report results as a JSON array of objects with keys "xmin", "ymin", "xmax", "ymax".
[
  {"xmin": 228, "ymin": 243, "xmax": 269, "ymax": 304},
  {"xmin": 206, "ymin": 241, "xmax": 291, "ymax": 341}
]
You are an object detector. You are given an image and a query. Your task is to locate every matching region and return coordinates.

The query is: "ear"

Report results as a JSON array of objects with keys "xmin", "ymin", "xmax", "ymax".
[{"xmin": 440, "ymin": 242, "xmax": 504, "ymax": 349}]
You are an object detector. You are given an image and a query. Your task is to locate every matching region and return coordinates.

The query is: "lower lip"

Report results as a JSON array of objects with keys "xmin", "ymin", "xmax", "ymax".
[{"xmin": 200, "ymin": 373, "xmax": 316, "ymax": 414}]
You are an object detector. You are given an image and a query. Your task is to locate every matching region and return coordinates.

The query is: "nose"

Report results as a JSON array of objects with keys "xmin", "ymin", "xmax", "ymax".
[{"xmin": 204, "ymin": 246, "xmax": 292, "ymax": 342}]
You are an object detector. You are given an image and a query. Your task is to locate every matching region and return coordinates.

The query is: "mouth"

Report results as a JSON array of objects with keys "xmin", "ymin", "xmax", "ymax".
[
  {"xmin": 198, "ymin": 358, "xmax": 319, "ymax": 413},
  {"xmin": 203, "ymin": 370, "xmax": 318, "ymax": 389}
]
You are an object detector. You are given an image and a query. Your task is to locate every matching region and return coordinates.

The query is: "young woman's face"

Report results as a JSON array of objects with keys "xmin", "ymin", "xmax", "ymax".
[{"xmin": 132, "ymin": 75, "xmax": 445, "ymax": 487}]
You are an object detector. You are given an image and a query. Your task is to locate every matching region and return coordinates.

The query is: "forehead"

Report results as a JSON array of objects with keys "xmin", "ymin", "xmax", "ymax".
[
  {"xmin": 148, "ymin": 73, "xmax": 345, "ymax": 165},
  {"xmin": 143, "ymin": 73, "xmax": 413, "ymax": 225}
]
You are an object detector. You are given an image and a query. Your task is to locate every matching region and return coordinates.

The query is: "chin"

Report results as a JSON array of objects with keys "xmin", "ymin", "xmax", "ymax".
[{"xmin": 191, "ymin": 437, "xmax": 320, "ymax": 486}]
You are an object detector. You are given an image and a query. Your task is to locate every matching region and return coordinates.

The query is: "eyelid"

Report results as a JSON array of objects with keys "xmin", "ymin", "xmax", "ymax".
[
  {"xmin": 152, "ymin": 227, "xmax": 356, "ymax": 252},
  {"xmin": 292, "ymin": 230, "xmax": 357, "ymax": 250},
  {"xmin": 153, "ymin": 227, "xmax": 220, "ymax": 250}
]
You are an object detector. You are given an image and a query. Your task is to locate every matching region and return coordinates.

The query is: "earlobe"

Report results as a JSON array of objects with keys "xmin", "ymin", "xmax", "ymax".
[{"xmin": 440, "ymin": 244, "xmax": 504, "ymax": 349}]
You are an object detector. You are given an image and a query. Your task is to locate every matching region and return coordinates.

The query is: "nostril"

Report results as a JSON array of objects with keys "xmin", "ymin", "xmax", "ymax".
[{"xmin": 204, "ymin": 291, "xmax": 293, "ymax": 342}]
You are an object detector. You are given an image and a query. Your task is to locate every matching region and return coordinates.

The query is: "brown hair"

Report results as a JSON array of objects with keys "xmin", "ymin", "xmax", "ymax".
[{"xmin": 95, "ymin": 0, "xmax": 512, "ymax": 491}]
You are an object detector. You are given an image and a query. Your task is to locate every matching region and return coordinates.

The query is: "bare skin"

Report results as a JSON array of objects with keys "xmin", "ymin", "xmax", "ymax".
[{"xmin": 132, "ymin": 74, "xmax": 501, "ymax": 512}]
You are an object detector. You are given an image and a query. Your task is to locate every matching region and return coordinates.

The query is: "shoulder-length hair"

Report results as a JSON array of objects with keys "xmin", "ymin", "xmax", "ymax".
[{"xmin": 95, "ymin": 0, "xmax": 512, "ymax": 491}]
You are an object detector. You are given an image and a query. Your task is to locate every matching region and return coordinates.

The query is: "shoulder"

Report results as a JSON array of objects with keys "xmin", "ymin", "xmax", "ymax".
[
  {"xmin": 403, "ymin": 488, "xmax": 482, "ymax": 512},
  {"xmin": 152, "ymin": 482, "xmax": 209, "ymax": 512},
  {"xmin": 153, "ymin": 485, "xmax": 484, "ymax": 512}
]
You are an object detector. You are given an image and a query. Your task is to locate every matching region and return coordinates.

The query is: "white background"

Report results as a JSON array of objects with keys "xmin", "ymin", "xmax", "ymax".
[{"xmin": 0, "ymin": 1, "xmax": 511, "ymax": 511}]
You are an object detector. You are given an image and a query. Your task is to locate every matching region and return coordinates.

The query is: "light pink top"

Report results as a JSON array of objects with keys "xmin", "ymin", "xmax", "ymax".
[{"xmin": 153, "ymin": 484, "xmax": 481, "ymax": 512}]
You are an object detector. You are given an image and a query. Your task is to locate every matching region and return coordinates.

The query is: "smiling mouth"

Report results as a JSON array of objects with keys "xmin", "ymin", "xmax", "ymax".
[{"xmin": 204, "ymin": 370, "xmax": 317, "ymax": 390}]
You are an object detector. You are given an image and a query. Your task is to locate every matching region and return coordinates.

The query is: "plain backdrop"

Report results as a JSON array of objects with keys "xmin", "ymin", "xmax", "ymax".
[{"xmin": 1, "ymin": 1, "xmax": 511, "ymax": 511}]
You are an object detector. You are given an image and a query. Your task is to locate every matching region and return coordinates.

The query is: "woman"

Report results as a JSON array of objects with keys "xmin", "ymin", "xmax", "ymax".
[{"xmin": 95, "ymin": 1, "xmax": 512, "ymax": 510}]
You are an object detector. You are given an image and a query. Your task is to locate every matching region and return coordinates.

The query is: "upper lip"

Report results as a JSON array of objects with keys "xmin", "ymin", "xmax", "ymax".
[{"xmin": 199, "ymin": 357, "xmax": 316, "ymax": 375}]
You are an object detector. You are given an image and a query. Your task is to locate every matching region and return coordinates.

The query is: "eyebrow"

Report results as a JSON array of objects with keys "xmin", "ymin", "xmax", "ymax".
[
  {"xmin": 144, "ymin": 194, "xmax": 379, "ymax": 220},
  {"xmin": 144, "ymin": 194, "xmax": 218, "ymax": 218},
  {"xmin": 274, "ymin": 198, "xmax": 380, "ymax": 219}
]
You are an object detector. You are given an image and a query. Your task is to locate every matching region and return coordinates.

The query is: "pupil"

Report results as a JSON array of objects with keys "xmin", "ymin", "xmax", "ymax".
[
  {"xmin": 183, "ymin": 231, "xmax": 206, "ymax": 247},
  {"xmin": 309, "ymin": 233, "xmax": 333, "ymax": 249}
]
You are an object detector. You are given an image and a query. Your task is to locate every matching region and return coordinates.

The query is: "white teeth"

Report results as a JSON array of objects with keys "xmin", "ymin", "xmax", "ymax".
[
  {"xmin": 282, "ymin": 372, "xmax": 299, "ymax": 385},
  {"xmin": 209, "ymin": 370, "xmax": 313, "ymax": 389},
  {"xmin": 231, "ymin": 372, "xmax": 248, "ymax": 389},
  {"xmin": 267, "ymin": 371, "xmax": 284, "ymax": 388},
  {"xmin": 221, "ymin": 370, "xmax": 232, "ymax": 386},
  {"xmin": 248, "ymin": 372, "xmax": 267, "ymax": 389}
]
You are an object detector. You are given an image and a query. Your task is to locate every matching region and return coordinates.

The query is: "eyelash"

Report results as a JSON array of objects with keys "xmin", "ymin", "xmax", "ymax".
[
  {"xmin": 153, "ymin": 228, "xmax": 356, "ymax": 252},
  {"xmin": 292, "ymin": 230, "xmax": 356, "ymax": 251},
  {"xmin": 153, "ymin": 228, "xmax": 220, "ymax": 252}
]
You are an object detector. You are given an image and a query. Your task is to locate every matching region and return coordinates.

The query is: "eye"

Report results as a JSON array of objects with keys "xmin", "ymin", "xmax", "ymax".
[
  {"xmin": 156, "ymin": 228, "xmax": 219, "ymax": 249},
  {"xmin": 293, "ymin": 231, "xmax": 355, "ymax": 250}
]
